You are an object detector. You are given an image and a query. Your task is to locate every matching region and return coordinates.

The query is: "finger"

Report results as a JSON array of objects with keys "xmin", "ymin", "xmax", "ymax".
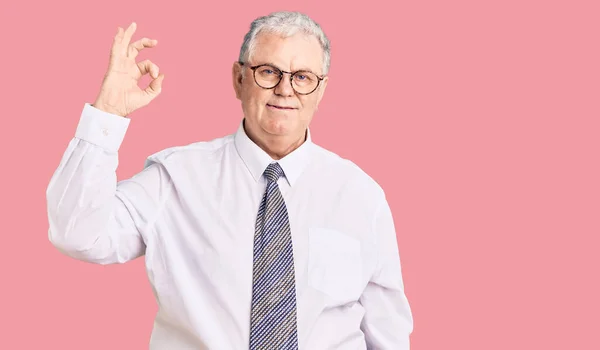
[
  {"xmin": 128, "ymin": 37, "xmax": 158, "ymax": 59},
  {"xmin": 121, "ymin": 22, "xmax": 137, "ymax": 50},
  {"xmin": 144, "ymin": 73, "xmax": 165, "ymax": 97},
  {"xmin": 110, "ymin": 27, "xmax": 124, "ymax": 57},
  {"xmin": 114, "ymin": 26, "xmax": 124, "ymax": 42},
  {"xmin": 137, "ymin": 59, "xmax": 160, "ymax": 79}
]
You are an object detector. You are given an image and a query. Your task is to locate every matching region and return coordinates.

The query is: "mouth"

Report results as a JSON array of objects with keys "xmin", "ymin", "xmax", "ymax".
[{"xmin": 267, "ymin": 104, "xmax": 297, "ymax": 110}]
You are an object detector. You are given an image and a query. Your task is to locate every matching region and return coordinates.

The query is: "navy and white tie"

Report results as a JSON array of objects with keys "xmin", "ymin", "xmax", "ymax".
[{"xmin": 249, "ymin": 162, "xmax": 298, "ymax": 349}]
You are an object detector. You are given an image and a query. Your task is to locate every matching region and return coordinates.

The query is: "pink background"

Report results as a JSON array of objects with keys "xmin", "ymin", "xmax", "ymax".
[{"xmin": 1, "ymin": 0, "xmax": 598, "ymax": 349}]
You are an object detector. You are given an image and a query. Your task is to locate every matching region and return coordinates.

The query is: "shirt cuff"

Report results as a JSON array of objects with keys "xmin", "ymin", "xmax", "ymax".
[{"xmin": 74, "ymin": 103, "xmax": 131, "ymax": 152}]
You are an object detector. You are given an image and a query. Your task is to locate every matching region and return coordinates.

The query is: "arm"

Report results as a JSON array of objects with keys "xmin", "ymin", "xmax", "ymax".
[
  {"xmin": 360, "ymin": 196, "xmax": 414, "ymax": 349},
  {"xmin": 46, "ymin": 103, "xmax": 170, "ymax": 264}
]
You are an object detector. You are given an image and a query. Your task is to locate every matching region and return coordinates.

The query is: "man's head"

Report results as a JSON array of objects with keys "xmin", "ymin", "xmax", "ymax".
[{"xmin": 232, "ymin": 11, "xmax": 331, "ymax": 157}]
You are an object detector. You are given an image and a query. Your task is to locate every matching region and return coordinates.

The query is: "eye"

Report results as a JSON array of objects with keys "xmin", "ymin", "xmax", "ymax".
[{"xmin": 258, "ymin": 66, "xmax": 279, "ymax": 75}]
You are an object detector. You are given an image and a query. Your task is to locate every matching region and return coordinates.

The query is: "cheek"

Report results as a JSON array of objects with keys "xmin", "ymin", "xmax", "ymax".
[
  {"xmin": 300, "ymin": 96, "xmax": 319, "ymax": 113},
  {"xmin": 243, "ymin": 88, "xmax": 270, "ymax": 107},
  {"xmin": 241, "ymin": 93, "xmax": 266, "ymax": 115}
]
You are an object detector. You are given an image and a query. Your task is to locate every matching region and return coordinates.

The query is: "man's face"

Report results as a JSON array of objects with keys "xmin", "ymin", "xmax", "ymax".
[{"xmin": 232, "ymin": 31, "xmax": 328, "ymax": 144}]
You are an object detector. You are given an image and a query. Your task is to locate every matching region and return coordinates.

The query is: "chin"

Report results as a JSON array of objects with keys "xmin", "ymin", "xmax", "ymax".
[
  {"xmin": 262, "ymin": 122, "xmax": 293, "ymax": 136},
  {"xmin": 260, "ymin": 116, "xmax": 298, "ymax": 136}
]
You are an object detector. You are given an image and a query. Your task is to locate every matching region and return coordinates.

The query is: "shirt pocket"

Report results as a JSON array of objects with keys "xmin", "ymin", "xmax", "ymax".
[{"xmin": 307, "ymin": 227, "xmax": 363, "ymax": 302}]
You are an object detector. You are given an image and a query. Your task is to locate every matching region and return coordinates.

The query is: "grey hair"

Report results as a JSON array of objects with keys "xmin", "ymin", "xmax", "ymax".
[{"xmin": 238, "ymin": 11, "xmax": 331, "ymax": 75}]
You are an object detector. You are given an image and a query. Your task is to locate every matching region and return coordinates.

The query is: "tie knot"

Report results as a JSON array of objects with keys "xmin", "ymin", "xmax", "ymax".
[{"xmin": 264, "ymin": 162, "xmax": 284, "ymax": 183}]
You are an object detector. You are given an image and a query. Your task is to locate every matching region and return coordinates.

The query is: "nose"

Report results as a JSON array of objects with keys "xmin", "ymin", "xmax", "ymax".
[{"xmin": 274, "ymin": 72, "xmax": 295, "ymax": 97}]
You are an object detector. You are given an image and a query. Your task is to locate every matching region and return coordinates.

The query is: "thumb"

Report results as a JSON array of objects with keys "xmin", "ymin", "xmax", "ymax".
[{"xmin": 144, "ymin": 73, "xmax": 165, "ymax": 99}]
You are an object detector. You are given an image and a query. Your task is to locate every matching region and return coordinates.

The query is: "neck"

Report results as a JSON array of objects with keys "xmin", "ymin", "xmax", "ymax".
[{"xmin": 243, "ymin": 120, "xmax": 306, "ymax": 160}]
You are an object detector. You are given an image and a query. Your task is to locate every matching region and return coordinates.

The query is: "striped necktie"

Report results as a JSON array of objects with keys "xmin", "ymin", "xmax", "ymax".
[{"xmin": 249, "ymin": 162, "xmax": 298, "ymax": 349}]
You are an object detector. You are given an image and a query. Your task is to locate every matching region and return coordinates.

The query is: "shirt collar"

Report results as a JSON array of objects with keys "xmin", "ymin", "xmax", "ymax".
[{"xmin": 234, "ymin": 119, "xmax": 313, "ymax": 187}]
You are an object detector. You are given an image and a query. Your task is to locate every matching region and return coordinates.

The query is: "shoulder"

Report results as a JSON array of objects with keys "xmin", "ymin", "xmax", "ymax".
[
  {"xmin": 310, "ymin": 143, "xmax": 386, "ymax": 201},
  {"xmin": 142, "ymin": 134, "xmax": 235, "ymax": 169}
]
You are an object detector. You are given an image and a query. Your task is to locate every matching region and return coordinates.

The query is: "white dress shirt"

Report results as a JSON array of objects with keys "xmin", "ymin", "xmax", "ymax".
[{"xmin": 46, "ymin": 103, "xmax": 413, "ymax": 349}]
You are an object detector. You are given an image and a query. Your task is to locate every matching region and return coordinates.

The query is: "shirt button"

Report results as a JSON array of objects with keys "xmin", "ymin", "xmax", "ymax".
[{"xmin": 102, "ymin": 128, "xmax": 109, "ymax": 136}]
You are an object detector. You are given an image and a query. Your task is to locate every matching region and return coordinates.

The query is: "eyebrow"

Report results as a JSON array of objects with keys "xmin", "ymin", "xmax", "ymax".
[{"xmin": 259, "ymin": 62, "xmax": 322, "ymax": 76}]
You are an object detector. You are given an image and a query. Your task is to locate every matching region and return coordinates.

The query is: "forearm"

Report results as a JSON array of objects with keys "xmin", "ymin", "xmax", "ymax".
[
  {"xmin": 46, "ymin": 103, "xmax": 145, "ymax": 264},
  {"xmin": 361, "ymin": 195, "xmax": 414, "ymax": 348},
  {"xmin": 361, "ymin": 281, "xmax": 413, "ymax": 349}
]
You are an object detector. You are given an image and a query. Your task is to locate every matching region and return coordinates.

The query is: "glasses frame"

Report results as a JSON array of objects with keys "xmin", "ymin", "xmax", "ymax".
[{"xmin": 239, "ymin": 62, "xmax": 325, "ymax": 95}]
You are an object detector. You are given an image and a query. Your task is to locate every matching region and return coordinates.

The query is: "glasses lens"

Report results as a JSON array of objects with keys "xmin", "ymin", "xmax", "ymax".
[
  {"xmin": 254, "ymin": 65, "xmax": 281, "ymax": 88},
  {"xmin": 252, "ymin": 65, "xmax": 320, "ymax": 94},
  {"xmin": 292, "ymin": 71, "xmax": 319, "ymax": 94}
]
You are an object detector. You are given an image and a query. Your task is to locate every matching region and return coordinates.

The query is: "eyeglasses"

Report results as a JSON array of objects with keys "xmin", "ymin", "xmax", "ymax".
[{"xmin": 239, "ymin": 62, "xmax": 325, "ymax": 95}]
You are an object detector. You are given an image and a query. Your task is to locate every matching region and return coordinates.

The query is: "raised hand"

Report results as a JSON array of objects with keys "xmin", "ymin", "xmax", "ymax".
[{"xmin": 93, "ymin": 22, "xmax": 165, "ymax": 117}]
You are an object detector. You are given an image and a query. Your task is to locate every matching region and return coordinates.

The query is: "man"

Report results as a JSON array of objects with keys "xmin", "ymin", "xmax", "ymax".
[{"xmin": 46, "ymin": 11, "xmax": 413, "ymax": 349}]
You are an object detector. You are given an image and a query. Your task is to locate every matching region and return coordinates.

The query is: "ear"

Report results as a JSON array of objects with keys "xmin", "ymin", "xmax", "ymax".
[
  {"xmin": 315, "ymin": 75, "xmax": 329, "ymax": 106},
  {"xmin": 232, "ymin": 61, "xmax": 244, "ymax": 100}
]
